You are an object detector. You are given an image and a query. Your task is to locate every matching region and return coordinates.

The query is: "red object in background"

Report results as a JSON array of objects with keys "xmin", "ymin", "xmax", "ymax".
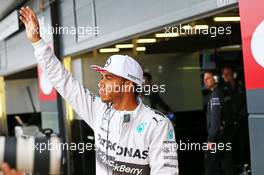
[
  {"xmin": 37, "ymin": 43, "xmax": 57, "ymax": 102},
  {"xmin": 239, "ymin": 0, "xmax": 264, "ymax": 90},
  {"xmin": 38, "ymin": 66, "xmax": 57, "ymax": 102}
]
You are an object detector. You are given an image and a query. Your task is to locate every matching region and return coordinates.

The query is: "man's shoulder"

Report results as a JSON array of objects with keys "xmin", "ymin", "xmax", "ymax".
[
  {"xmin": 140, "ymin": 104, "xmax": 169, "ymax": 126},
  {"xmin": 211, "ymin": 86, "xmax": 223, "ymax": 98}
]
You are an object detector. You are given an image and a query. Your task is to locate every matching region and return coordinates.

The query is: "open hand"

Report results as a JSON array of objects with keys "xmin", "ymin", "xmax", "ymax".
[{"xmin": 19, "ymin": 6, "xmax": 41, "ymax": 43}]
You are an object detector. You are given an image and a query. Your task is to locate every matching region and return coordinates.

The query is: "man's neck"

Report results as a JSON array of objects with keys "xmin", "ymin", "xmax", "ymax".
[
  {"xmin": 112, "ymin": 94, "xmax": 138, "ymax": 111},
  {"xmin": 210, "ymin": 84, "xmax": 217, "ymax": 91},
  {"xmin": 230, "ymin": 80, "xmax": 236, "ymax": 88}
]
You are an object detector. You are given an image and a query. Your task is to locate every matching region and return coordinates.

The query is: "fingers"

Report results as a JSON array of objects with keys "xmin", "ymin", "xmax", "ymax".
[
  {"xmin": 19, "ymin": 15, "xmax": 27, "ymax": 25},
  {"xmin": 19, "ymin": 8, "xmax": 29, "ymax": 25},
  {"xmin": 10, "ymin": 169, "xmax": 17, "ymax": 175},
  {"xmin": 30, "ymin": 14, "xmax": 39, "ymax": 28},
  {"xmin": 19, "ymin": 6, "xmax": 39, "ymax": 26},
  {"xmin": 2, "ymin": 162, "xmax": 12, "ymax": 174},
  {"xmin": 19, "ymin": 7, "xmax": 29, "ymax": 18},
  {"xmin": 26, "ymin": 6, "xmax": 39, "ymax": 25},
  {"xmin": 17, "ymin": 171, "xmax": 25, "ymax": 175},
  {"xmin": 2, "ymin": 163, "xmax": 24, "ymax": 175},
  {"xmin": 13, "ymin": 170, "xmax": 24, "ymax": 175}
]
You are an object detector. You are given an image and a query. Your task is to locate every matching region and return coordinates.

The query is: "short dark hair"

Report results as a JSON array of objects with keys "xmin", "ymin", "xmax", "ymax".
[
  {"xmin": 222, "ymin": 65, "xmax": 234, "ymax": 72},
  {"xmin": 203, "ymin": 70, "xmax": 215, "ymax": 76},
  {"xmin": 143, "ymin": 72, "xmax": 152, "ymax": 81}
]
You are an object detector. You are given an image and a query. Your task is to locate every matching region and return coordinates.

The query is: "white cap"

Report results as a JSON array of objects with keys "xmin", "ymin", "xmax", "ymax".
[{"xmin": 91, "ymin": 55, "xmax": 144, "ymax": 85}]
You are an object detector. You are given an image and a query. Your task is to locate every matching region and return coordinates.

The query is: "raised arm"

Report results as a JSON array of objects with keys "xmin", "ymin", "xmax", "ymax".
[{"xmin": 19, "ymin": 6, "xmax": 101, "ymax": 129}]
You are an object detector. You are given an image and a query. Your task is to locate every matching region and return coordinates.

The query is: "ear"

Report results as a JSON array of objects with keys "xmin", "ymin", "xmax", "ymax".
[
  {"xmin": 124, "ymin": 80, "xmax": 133, "ymax": 85},
  {"xmin": 123, "ymin": 80, "xmax": 134, "ymax": 92},
  {"xmin": 233, "ymin": 72, "xmax": 237, "ymax": 79},
  {"xmin": 213, "ymin": 75, "xmax": 218, "ymax": 83}
]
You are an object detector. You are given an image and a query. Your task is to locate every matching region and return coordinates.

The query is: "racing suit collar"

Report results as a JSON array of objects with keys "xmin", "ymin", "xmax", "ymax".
[{"xmin": 114, "ymin": 101, "xmax": 143, "ymax": 122}]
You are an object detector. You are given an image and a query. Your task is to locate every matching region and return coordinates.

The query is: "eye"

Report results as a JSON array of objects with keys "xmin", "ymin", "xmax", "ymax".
[{"xmin": 105, "ymin": 75, "xmax": 112, "ymax": 80}]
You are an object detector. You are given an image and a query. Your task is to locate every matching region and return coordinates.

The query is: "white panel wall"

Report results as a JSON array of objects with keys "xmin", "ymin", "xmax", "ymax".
[
  {"xmin": 59, "ymin": 0, "xmax": 238, "ymax": 55},
  {"xmin": 0, "ymin": 0, "xmax": 52, "ymax": 76},
  {"xmin": 5, "ymin": 79, "xmax": 40, "ymax": 114}
]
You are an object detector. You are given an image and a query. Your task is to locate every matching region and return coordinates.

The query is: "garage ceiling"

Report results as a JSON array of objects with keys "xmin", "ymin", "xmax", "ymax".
[{"xmin": 0, "ymin": 0, "xmax": 21, "ymax": 20}]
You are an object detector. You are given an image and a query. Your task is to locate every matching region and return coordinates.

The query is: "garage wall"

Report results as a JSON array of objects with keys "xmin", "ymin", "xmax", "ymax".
[
  {"xmin": 80, "ymin": 52, "xmax": 203, "ymax": 112},
  {"xmin": 5, "ymin": 79, "xmax": 40, "ymax": 114},
  {"xmin": 0, "ymin": 0, "xmax": 52, "ymax": 76},
  {"xmin": 58, "ymin": 0, "xmax": 238, "ymax": 56}
]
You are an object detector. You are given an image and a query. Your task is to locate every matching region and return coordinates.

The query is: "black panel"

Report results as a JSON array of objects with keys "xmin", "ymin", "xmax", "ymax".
[
  {"xmin": 71, "ymin": 119, "xmax": 95, "ymax": 175},
  {"xmin": 4, "ymin": 137, "xmax": 17, "ymax": 169},
  {"xmin": 34, "ymin": 137, "xmax": 50, "ymax": 174}
]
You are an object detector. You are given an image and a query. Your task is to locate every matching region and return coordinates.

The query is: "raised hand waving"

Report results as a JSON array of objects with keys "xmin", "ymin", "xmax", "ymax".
[{"xmin": 19, "ymin": 6, "xmax": 41, "ymax": 43}]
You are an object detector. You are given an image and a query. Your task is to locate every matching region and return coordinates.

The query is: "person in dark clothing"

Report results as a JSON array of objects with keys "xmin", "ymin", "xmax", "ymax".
[
  {"xmin": 222, "ymin": 66, "xmax": 247, "ymax": 123},
  {"xmin": 203, "ymin": 70, "xmax": 236, "ymax": 175},
  {"xmin": 142, "ymin": 72, "xmax": 171, "ymax": 113},
  {"xmin": 221, "ymin": 67, "xmax": 250, "ymax": 166}
]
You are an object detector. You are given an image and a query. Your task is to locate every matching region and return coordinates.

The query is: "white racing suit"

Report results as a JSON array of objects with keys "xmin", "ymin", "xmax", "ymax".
[{"xmin": 33, "ymin": 40, "xmax": 179, "ymax": 175}]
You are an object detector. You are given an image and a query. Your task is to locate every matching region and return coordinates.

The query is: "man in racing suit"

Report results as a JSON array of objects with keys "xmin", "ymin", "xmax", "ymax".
[{"xmin": 1, "ymin": 6, "xmax": 178, "ymax": 175}]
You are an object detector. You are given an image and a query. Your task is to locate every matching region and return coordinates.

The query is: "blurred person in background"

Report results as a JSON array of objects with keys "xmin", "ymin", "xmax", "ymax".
[
  {"xmin": 221, "ymin": 66, "xmax": 250, "ymax": 169},
  {"xmin": 141, "ymin": 72, "xmax": 176, "ymax": 126},
  {"xmin": 141, "ymin": 72, "xmax": 171, "ymax": 114},
  {"xmin": 203, "ymin": 70, "xmax": 236, "ymax": 175}
]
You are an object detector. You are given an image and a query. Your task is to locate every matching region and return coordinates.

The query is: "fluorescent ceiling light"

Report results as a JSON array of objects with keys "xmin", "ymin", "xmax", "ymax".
[
  {"xmin": 155, "ymin": 33, "xmax": 179, "ymax": 38},
  {"xmin": 99, "ymin": 48, "xmax": 119, "ymax": 53},
  {"xmin": 214, "ymin": 17, "xmax": 240, "ymax": 22},
  {"xmin": 136, "ymin": 38, "xmax": 157, "ymax": 43},
  {"xmin": 219, "ymin": 45, "xmax": 241, "ymax": 50},
  {"xmin": 136, "ymin": 47, "xmax": 146, "ymax": 51},
  {"xmin": 181, "ymin": 67, "xmax": 201, "ymax": 70},
  {"xmin": 115, "ymin": 44, "xmax": 134, "ymax": 48},
  {"xmin": 194, "ymin": 25, "xmax": 209, "ymax": 30}
]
